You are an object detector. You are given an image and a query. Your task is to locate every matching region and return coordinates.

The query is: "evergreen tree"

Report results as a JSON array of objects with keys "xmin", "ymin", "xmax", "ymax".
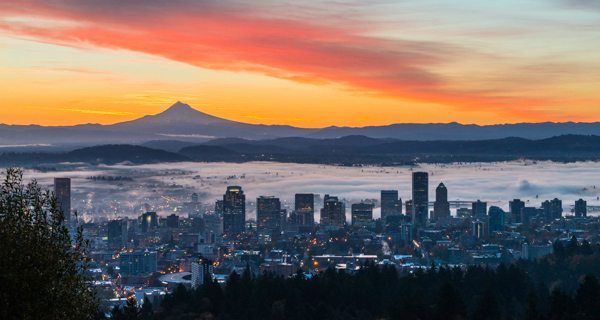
[
  {"xmin": 140, "ymin": 296, "xmax": 154, "ymax": 320},
  {"xmin": 0, "ymin": 168, "xmax": 97, "ymax": 319},
  {"xmin": 473, "ymin": 287, "xmax": 501, "ymax": 320},
  {"xmin": 123, "ymin": 295, "xmax": 139, "ymax": 320},
  {"xmin": 526, "ymin": 291, "xmax": 540, "ymax": 320},
  {"xmin": 434, "ymin": 282, "xmax": 467, "ymax": 320},
  {"xmin": 575, "ymin": 274, "xmax": 600, "ymax": 320},
  {"xmin": 550, "ymin": 288, "xmax": 575, "ymax": 320}
]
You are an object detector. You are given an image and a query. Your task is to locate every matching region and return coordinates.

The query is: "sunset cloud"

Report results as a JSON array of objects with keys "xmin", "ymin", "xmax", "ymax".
[{"xmin": 1, "ymin": 0, "xmax": 599, "ymax": 124}]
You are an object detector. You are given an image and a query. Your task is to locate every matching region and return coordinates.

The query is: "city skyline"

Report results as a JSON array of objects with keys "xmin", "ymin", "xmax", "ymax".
[{"xmin": 2, "ymin": 1, "xmax": 600, "ymax": 127}]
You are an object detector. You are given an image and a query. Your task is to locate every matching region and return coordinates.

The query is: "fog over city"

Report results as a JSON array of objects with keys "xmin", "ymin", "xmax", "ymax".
[{"xmin": 21, "ymin": 160, "xmax": 600, "ymax": 221}]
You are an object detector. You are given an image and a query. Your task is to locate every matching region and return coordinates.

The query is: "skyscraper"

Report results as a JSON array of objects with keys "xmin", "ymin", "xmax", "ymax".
[
  {"xmin": 412, "ymin": 172, "xmax": 429, "ymax": 228},
  {"xmin": 433, "ymin": 183, "xmax": 450, "ymax": 220},
  {"xmin": 295, "ymin": 193, "xmax": 315, "ymax": 227},
  {"xmin": 550, "ymin": 198, "xmax": 563, "ymax": 219},
  {"xmin": 320, "ymin": 195, "xmax": 345, "ymax": 228},
  {"xmin": 488, "ymin": 206, "xmax": 506, "ymax": 233},
  {"xmin": 107, "ymin": 218, "xmax": 128, "ymax": 249},
  {"xmin": 381, "ymin": 190, "xmax": 401, "ymax": 221},
  {"xmin": 575, "ymin": 199, "xmax": 587, "ymax": 218},
  {"xmin": 166, "ymin": 214, "xmax": 179, "ymax": 228},
  {"xmin": 542, "ymin": 198, "xmax": 563, "ymax": 220},
  {"xmin": 257, "ymin": 196, "xmax": 282, "ymax": 234},
  {"xmin": 472, "ymin": 200, "xmax": 487, "ymax": 218},
  {"xmin": 351, "ymin": 203, "xmax": 374, "ymax": 226},
  {"xmin": 509, "ymin": 199, "xmax": 525, "ymax": 223},
  {"xmin": 140, "ymin": 212, "xmax": 158, "ymax": 233},
  {"xmin": 54, "ymin": 177, "xmax": 71, "ymax": 224},
  {"xmin": 223, "ymin": 186, "xmax": 246, "ymax": 235}
]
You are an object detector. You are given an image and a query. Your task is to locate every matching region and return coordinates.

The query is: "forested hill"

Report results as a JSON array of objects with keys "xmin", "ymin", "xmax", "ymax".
[
  {"xmin": 3, "ymin": 134, "xmax": 600, "ymax": 166},
  {"xmin": 127, "ymin": 238, "xmax": 600, "ymax": 320}
]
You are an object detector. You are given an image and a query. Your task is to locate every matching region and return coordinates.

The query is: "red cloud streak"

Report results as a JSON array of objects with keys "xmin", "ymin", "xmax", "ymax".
[{"xmin": 0, "ymin": 1, "xmax": 590, "ymax": 120}]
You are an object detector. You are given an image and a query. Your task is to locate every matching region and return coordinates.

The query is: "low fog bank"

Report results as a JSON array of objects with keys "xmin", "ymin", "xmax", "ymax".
[{"xmin": 14, "ymin": 160, "xmax": 600, "ymax": 221}]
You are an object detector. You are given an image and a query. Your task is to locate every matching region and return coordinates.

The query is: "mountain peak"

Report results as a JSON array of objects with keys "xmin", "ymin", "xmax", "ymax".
[{"xmin": 162, "ymin": 101, "xmax": 197, "ymax": 114}]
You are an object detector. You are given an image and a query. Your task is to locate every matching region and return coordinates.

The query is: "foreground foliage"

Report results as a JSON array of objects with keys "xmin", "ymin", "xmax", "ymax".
[
  {"xmin": 0, "ymin": 168, "xmax": 97, "ymax": 319},
  {"xmin": 155, "ymin": 241, "xmax": 600, "ymax": 320}
]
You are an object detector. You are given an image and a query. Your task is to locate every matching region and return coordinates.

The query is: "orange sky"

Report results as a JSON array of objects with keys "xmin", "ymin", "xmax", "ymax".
[{"xmin": 1, "ymin": 1, "xmax": 599, "ymax": 127}]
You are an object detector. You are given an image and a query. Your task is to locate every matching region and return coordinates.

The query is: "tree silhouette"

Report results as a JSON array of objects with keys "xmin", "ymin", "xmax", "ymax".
[{"xmin": 0, "ymin": 168, "xmax": 97, "ymax": 319}]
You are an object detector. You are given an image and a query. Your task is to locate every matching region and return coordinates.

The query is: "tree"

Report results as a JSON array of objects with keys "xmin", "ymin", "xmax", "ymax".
[
  {"xmin": 575, "ymin": 274, "xmax": 600, "ymax": 320},
  {"xmin": 473, "ymin": 287, "xmax": 501, "ymax": 320},
  {"xmin": 434, "ymin": 282, "xmax": 467, "ymax": 320},
  {"xmin": 0, "ymin": 168, "xmax": 97, "ymax": 319},
  {"xmin": 140, "ymin": 296, "xmax": 154, "ymax": 320}
]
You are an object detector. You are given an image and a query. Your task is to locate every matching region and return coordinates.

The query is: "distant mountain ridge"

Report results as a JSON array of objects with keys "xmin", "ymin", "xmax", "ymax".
[
  {"xmin": 3, "ymin": 134, "xmax": 600, "ymax": 166},
  {"xmin": 2, "ymin": 102, "xmax": 600, "ymax": 146}
]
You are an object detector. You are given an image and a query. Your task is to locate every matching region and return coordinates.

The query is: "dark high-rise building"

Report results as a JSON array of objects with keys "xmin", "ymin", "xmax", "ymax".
[
  {"xmin": 257, "ymin": 196, "xmax": 282, "ymax": 234},
  {"xmin": 166, "ymin": 214, "xmax": 179, "ymax": 228},
  {"xmin": 520, "ymin": 207, "xmax": 539, "ymax": 225},
  {"xmin": 54, "ymin": 178, "xmax": 71, "ymax": 224},
  {"xmin": 119, "ymin": 250, "xmax": 157, "ymax": 275},
  {"xmin": 381, "ymin": 190, "xmax": 401, "ymax": 221},
  {"xmin": 141, "ymin": 212, "xmax": 158, "ymax": 233},
  {"xmin": 575, "ymin": 199, "xmax": 587, "ymax": 218},
  {"xmin": 472, "ymin": 200, "xmax": 487, "ymax": 218},
  {"xmin": 191, "ymin": 193, "xmax": 199, "ymax": 203},
  {"xmin": 509, "ymin": 199, "xmax": 525, "ymax": 223},
  {"xmin": 472, "ymin": 220, "xmax": 486, "ymax": 239},
  {"xmin": 107, "ymin": 218, "xmax": 128, "ymax": 249},
  {"xmin": 320, "ymin": 195, "xmax": 345, "ymax": 228},
  {"xmin": 223, "ymin": 186, "xmax": 246, "ymax": 235},
  {"xmin": 405, "ymin": 200, "xmax": 413, "ymax": 218},
  {"xmin": 295, "ymin": 193, "xmax": 315, "ymax": 227},
  {"xmin": 550, "ymin": 198, "xmax": 563, "ymax": 219},
  {"xmin": 214, "ymin": 200, "xmax": 224, "ymax": 215},
  {"xmin": 351, "ymin": 203, "xmax": 374, "ymax": 226},
  {"xmin": 542, "ymin": 198, "xmax": 563, "ymax": 220},
  {"xmin": 488, "ymin": 206, "xmax": 505, "ymax": 232},
  {"xmin": 412, "ymin": 172, "xmax": 429, "ymax": 228},
  {"xmin": 433, "ymin": 183, "xmax": 450, "ymax": 220}
]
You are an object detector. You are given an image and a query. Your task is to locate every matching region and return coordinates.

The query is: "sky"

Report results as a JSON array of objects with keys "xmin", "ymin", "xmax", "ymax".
[{"xmin": 1, "ymin": 0, "xmax": 599, "ymax": 127}]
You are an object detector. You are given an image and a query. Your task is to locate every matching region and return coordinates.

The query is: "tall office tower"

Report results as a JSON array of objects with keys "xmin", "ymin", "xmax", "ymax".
[
  {"xmin": 550, "ymin": 198, "xmax": 563, "ymax": 219},
  {"xmin": 191, "ymin": 193, "xmax": 199, "ymax": 203},
  {"xmin": 257, "ymin": 196, "xmax": 282, "ymax": 234},
  {"xmin": 140, "ymin": 212, "xmax": 159, "ymax": 233},
  {"xmin": 320, "ymin": 195, "xmax": 345, "ymax": 228},
  {"xmin": 107, "ymin": 218, "xmax": 128, "ymax": 249},
  {"xmin": 412, "ymin": 172, "xmax": 429, "ymax": 228},
  {"xmin": 472, "ymin": 200, "xmax": 488, "ymax": 218},
  {"xmin": 472, "ymin": 220, "xmax": 486, "ymax": 239},
  {"xmin": 119, "ymin": 250, "xmax": 158, "ymax": 275},
  {"xmin": 222, "ymin": 186, "xmax": 246, "ymax": 235},
  {"xmin": 295, "ymin": 193, "xmax": 315, "ymax": 226},
  {"xmin": 520, "ymin": 207, "xmax": 539, "ymax": 225},
  {"xmin": 166, "ymin": 214, "xmax": 179, "ymax": 228},
  {"xmin": 542, "ymin": 198, "xmax": 563, "ymax": 220},
  {"xmin": 575, "ymin": 199, "xmax": 587, "ymax": 218},
  {"xmin": 214, "ymin": 200, "xmax": 224, "ymax": 215},
  {"xmin": 351, "ymin": 203, "xmax": 374, "ymax": 226},
  {"xmin": 509, "ymin": 199, "xmax": 525, "ymax": 223},
  {"xmin": 488, "ymin": 206, "xmax": 506, "ymax": 233},
  {"xmin": 191, "ymin": 258, "xmax": 214, "ymax": 288},
  {"xmin": 54, "ymin": 178, "xmax": 71, "ymax": 224},
  {"xmin": 405, "ymin": 200, "xmax": 413, "ymax": 218},
  {"xmin": 433, "ymin": 183, "xmax": 450, "ymax": 220},
  {"xmin": 381, "ymin": 190, "xmax": 401, "ymax": 221}
]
